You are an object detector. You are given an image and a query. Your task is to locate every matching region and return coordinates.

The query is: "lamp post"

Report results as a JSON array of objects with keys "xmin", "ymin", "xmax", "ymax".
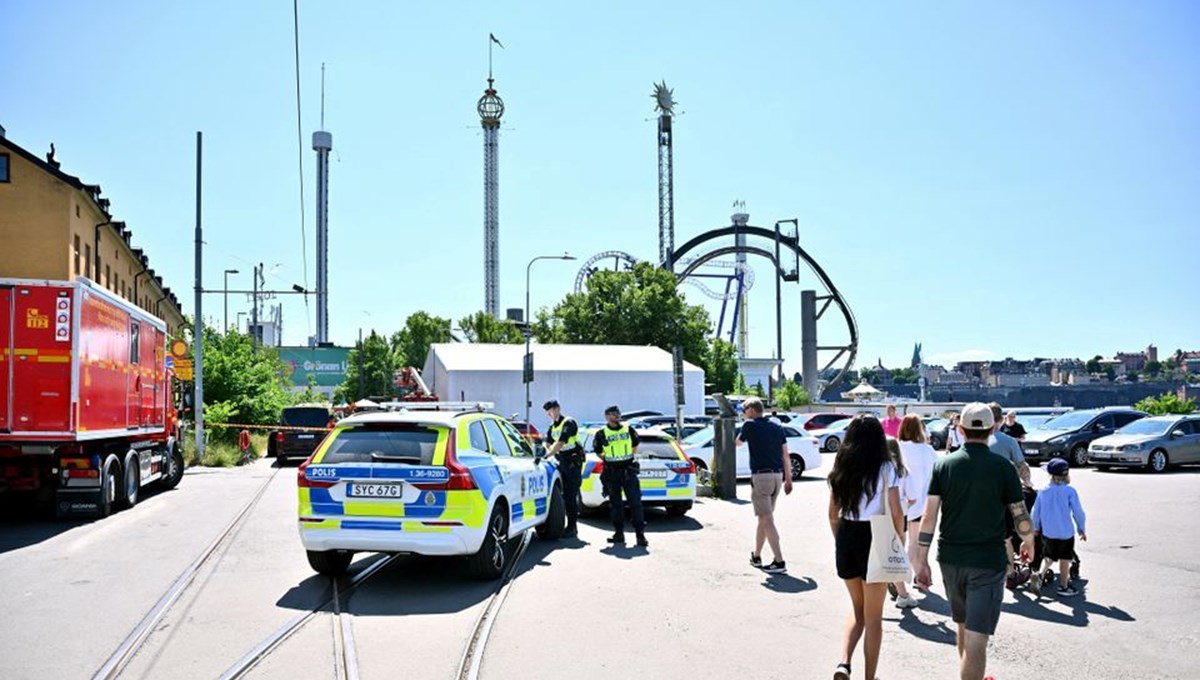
[
  {"xmin": 223, "ymin": 269, "xmax": 239, "ymax": 333},
  {"xmin": 524, "ymin": 253, "xmax": 576, "ymax": 425}
]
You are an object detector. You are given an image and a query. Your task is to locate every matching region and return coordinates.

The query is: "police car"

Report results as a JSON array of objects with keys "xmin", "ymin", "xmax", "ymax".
[
  {"xmin": 577, "ymin": 427, "xmax": 697, "ymax": 517},
  {"xmin": 297, "ymin": 404, "xmax": 565, "ymax": 579}
]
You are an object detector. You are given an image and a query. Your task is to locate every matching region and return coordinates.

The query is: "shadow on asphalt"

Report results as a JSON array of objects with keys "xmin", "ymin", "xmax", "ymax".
[
  {"xmin": 890, "ymin": 590, "xmax": 957, "ymax": 646},
  {"xmin": 760, "ymin": 573, "xmax": 817, "ymax": 594},
  {"xmin": 0, "ymin": 483, "xmax": 177, "ymax": 554},
  {"xmin": 1001, "ymin": 580, "xmax": 1135, "ymax": 627},
  {"xmin": 577, "ymin": 510, "xmax": 704, "ymax": 534}
]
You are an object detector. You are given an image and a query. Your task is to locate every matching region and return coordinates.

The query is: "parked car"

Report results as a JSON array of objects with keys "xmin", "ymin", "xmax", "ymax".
[
  {"xmin": 1021, "ymin": 408, "xmax": 1148, "ymax": 467},
  {"xmin": 577, "ymin": 427, "xmax": 697, "ymax": 517},
  {"xmin": 627, "ymin": 414, "xmax": 713, "ymax": 429},
  {"xmin": 811, "ymin": 417, "xmax": 855, "ymax": 453},
  {"xmin": 1088, "ymin": 415, "xmax": 1200, "ymax": 473},
  {"xmin": 924, "ymin": 417, "xmax": 950, "ymax": 450},
  {"xmin": 269, "ymin": 405, "xmax": 333, "ymax": 461},
  {"xmin": 680, "ymin": 424, "xmax": 822, "ymax": 480},
  {"xmin": 656, "ymin": 422, "xmax": 711, "ymax": 440},
  {"xmin": 509, "ymin": 420, "xmax": 542, "ymax": 450},
  {"xmin": 795, "ymin": 412, "xmax": 853, "ymax": 432}
]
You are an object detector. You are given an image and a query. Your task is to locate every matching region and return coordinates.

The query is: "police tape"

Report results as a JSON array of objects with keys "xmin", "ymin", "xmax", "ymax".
[{"xmin": 204, "ymin": 422, "xmax": 332, "ymax": 433}]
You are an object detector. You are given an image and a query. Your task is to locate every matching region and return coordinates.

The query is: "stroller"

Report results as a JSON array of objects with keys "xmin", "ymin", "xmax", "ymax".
[{"xmin": 1007, "ymin": 486, "xmax": 1081, "ymax": 592}]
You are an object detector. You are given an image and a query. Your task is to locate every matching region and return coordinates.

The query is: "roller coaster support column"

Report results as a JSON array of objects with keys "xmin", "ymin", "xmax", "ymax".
[{"xmin": 801, "ymin": 290, "xmax": 818, "ymax": 400}]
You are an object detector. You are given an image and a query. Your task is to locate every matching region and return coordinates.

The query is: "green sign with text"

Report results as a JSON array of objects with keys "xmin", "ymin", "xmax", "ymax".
[{"xmin": 279, "ymin": 346, "xmax": 350, "ymax": 388}]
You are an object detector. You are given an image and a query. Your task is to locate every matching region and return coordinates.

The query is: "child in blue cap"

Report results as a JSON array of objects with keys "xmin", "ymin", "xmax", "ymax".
[{"xmin": 1030, "ymin": 457, "xmax": 1088, "ymax": 596}]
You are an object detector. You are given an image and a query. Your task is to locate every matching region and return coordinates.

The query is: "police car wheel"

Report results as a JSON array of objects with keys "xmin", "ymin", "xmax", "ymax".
[
  {"xmin": 536, "ymin": 483, "xmax": 566, "ymax": 540},
  {"xmin": 470, "ymin": 506, "xmax": 510, "ymax": 579},
  {"xmin": 307, "ymin": 550, "xmax": 353, "ymax": 576},
  {"xmin": 666, "ymin": 501, "xmax": 692, "ymax": 517}
]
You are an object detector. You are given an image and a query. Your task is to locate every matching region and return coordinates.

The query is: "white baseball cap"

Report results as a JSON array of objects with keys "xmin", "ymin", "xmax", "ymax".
[{"xmin": 961, "ymin": 402, "xmax": 995, "ymax": 430}]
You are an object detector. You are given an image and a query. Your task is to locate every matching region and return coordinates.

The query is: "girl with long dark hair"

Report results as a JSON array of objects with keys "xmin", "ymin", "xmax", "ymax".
[{"xmin": 827, "ymin": 416, "xmax": 904, "ymax": 680}]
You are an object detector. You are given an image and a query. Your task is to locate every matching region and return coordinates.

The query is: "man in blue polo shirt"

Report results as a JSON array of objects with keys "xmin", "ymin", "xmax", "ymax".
[{"xmin": 737, "ymin": 397, "xmax": 793, "ymax": 574}]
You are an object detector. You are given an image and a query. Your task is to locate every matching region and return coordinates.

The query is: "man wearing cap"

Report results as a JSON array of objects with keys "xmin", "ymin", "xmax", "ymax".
[
  {"xmin": 592, "ymin": 405, "xmax": 648, "ymax": 547},
  {"xmin": 914, "ymin": 402, "xmax": 1034, "ymax": 680},
  {"xmin": 543, "ymin": 399, "xmax": 583, "ymax": 538}
]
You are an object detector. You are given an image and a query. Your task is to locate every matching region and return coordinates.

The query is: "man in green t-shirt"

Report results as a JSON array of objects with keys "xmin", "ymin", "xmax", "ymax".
[{"xmin": 914, "ymin": 402, "xmax": 1034, "ymax": 680}]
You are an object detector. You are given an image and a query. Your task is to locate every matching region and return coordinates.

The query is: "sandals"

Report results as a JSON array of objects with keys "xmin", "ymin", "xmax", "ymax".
[{"xmin": 834, "ymin": 662, "xmax": 852, "ymax": 680}]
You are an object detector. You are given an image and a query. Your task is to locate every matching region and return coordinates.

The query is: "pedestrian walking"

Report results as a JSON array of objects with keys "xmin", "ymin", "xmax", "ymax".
[
  {"xmin": 1000, "ymin": 410, "xmax": 1027, "ymax": 441},
  {"xmin": 884, "ymin": 436, "xmax": 919, "ymax": 608},
  {"xmin": 737, "ymin": 397, "xmax": 792, "ymax": 574},
  {"xmin": 543, "ymin": 399, "xmax": 583, "ymax": 538},
  {"xmin": 946, "ymin": 414, "xmax": 964, "ymax": 452},
  {"xmin": 828, "ymin": 415, "xmax": 903, "ymax": 680},
  {"xmin": 1030, "ymin": 458, "xmax": 1087, "ymax": 597},
  {"xmin": 592, "ymin": 405, "xmax": 648, "ymax": 547},
  {"xmin": 897, "ymin": 415, "xmax": 937, "ymax": 594},
  {"xmin": 914, "ymin": 403, "xmax": 1034, "ymax": 680},
  {"xmin": 987, "ymin": 403, "xmax": 1032, "ymax": 487},
  {"xmin": 882, "ymin": 404, "xmax": 902, "ymax": 438}
]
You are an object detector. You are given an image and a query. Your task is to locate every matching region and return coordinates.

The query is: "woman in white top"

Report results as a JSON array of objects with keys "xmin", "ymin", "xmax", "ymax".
[
  {"xmin": 946, "ymin": 413, "xmax": 964, "ymax": 451},
  {"xmin": 828, "ymin": 416, "xmax": 903, "ymax": 680},
  {"xmin": 898, "ymin": 415, "xmax": 938, "ymax": 601}
]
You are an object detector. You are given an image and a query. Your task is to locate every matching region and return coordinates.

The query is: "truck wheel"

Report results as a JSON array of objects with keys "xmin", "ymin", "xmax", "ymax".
[
  {"xmin": 306, "ymin": 550, "xmax": 353, "ymax": 576},
  {"xmin": 118, "ymin": 452, "xmax": 140, "ymax": 509},
  {"xmin": 469, "ymin": 504, "xmax": 509, "ymax": 579},
  {"xmin": 159, "ymin": 445, "xmax": 185, "ymax": 490},
  {"xmin": 536, "ymin": 483, "xmax": 566, "ymax": 540},
  {"xmin": 98, "ymin": 456, "xmax": 120, "ymax": 518}
]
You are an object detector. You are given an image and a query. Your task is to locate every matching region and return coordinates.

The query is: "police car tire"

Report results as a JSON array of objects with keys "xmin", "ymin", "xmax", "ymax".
[
  {"xmin": 307, "ymin": 550, "xmax": 353, "ymax": 576},
  {"xmin": 536, "ymin": 483, "xmax": 566, "ymax": 540},
  {"xmin": 666, "ymin": 500, "xmax": 692, "ymax": 517},
  {"xmin": 469, "ymin": 505, "xmax": 509, "ymax": 580}
]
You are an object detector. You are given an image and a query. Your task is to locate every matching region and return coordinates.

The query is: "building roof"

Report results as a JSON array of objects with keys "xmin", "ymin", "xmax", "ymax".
[{"xmin": 427, "ymin": 343, "xmax": 703, "ymax": 373}]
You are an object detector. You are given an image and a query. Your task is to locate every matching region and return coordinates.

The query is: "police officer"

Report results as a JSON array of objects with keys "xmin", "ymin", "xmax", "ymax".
[
  {"xmin": 592, "ymin": 405, "xmax": 648, "ymax": 547},
  {"xmin": 543, "ymin": 399, "xmax": 583, "ymax": 538}
]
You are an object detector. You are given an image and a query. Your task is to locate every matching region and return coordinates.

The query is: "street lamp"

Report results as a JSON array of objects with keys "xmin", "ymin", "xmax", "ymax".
[
  {"xmin": 223, "ymin": 269, "xmax": 239, "ymax": 333},
  {"xmin": 524, "ymin": 253, "xmax": 576, "ymax": 425}
]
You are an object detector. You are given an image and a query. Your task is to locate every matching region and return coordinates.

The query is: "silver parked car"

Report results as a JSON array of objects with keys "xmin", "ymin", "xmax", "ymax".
[{"xmin": 1087, "ymin": 415, "xmax": 1200, "ymax": 473}]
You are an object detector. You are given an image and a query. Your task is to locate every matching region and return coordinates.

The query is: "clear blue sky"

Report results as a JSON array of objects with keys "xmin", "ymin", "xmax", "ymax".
[{"xmin": 4, "ymin": 2, "xmax": 1197, "ymax": 372}]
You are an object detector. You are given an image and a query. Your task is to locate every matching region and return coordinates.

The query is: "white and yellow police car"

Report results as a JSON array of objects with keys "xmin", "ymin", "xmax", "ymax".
[
  {"xmin": 577, "ymin": 426, "xmax": 697, "ymax": 517},
  {"xmin": 297, "ymin": 405, "xmax": 565, "ymax": 579}
]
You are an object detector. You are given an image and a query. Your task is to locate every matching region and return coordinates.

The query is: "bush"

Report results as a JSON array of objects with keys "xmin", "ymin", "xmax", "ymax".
[
  {"xmin": 774, "ymin": 381, "xmax": 812, "ymax": 410},
  {"xmin": 1135, "ymin": 392, "xmax": 1197, "ymax": 415}
]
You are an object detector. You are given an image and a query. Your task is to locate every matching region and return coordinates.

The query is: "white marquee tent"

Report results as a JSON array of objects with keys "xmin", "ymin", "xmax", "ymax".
[{"xmin": 421, "ymin": 343, "xmax": 706, "ymax": 422}]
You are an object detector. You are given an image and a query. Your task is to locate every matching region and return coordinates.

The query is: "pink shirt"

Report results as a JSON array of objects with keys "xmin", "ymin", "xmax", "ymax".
[{"xmin": 882, "ymin": 415, "xmax": 902, "ymax": 438}]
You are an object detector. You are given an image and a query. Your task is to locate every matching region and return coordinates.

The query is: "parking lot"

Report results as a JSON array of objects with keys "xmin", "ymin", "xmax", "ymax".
[{"xmin": 1, "ymin": 455, "xmax": 1196, "ymax": 679}]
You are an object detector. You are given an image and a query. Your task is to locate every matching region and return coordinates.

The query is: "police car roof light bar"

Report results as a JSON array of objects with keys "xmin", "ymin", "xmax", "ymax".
[{"xmin": 378, "ymin": 401, "xmax": 495, "ymax": 413}]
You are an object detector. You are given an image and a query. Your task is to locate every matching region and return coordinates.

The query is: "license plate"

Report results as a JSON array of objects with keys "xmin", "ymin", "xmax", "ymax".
[
  {"xmin": 1090, "ymin": 453, "xmax": 1109, "ymax": 459},
  {"xmin": 297, "ymin": 434, "xmax": 315, "ymax": 439},
  {"xmin": 639, "ymin": 470, "xmax": 669, "ymax": 480},
  {"xmin": 1024, "ymin": 448, "xmax": 1038, "ymax": 455},
  {"xmin": 348, "ymin": 483, "xmax": 404, "ymax": 498}
]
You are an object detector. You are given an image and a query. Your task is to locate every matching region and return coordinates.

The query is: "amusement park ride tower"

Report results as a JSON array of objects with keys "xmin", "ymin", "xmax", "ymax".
[
  {"xmin": 654, "ymin": 81, "xmax": 676, "ymax": 270},
  {"xmin": 478, "ymin": 39, "xmax": 505, "ymax": 317}
]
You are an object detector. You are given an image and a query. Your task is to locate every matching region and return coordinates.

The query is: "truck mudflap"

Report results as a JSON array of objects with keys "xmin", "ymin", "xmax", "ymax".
[{"xmin": 55, "ymin": 488, "xmax": 104, "ymax": 518}]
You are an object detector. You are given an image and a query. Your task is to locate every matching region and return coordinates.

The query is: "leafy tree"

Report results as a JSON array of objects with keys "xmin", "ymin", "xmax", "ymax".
[
  {"xmin": 774, "ymin": 380, "xmax": 812, "ymax": 410},
  {"xmin": 336, "ymin": 331, "xmax": 396, "ymax": 402},
  {"xmin": 1126, "ymin": 370, "xmax": 1139, "ymax": 383},
  {"xmin": 734, "ymin": 372, "xmax": 750, "ymax": 395},
  {"xmin": 294, "ymin": 374, "xmax": 324, "ymax": 404},
  {"xmin": 531, "ymin": 262, "xmax": 711, "ymax": 368},
  {"xmin": 701, "ymin": 338, "xmax": 739, "ymax": 394},
  {"xmin": 1143, "ymin": 360, "xmax": 1162, "ymax": 378},
  {"xmin": 890, "ymin": 367, "xmax": 919, "ymax": 385},
  {"xmin": 459, "ymin": 311, "xmax": 525, "ymax": 343},
  {"xmin": 1086, "ymin": 355, "xmax": 1103, "ymax": 374},
  {"xmin": 752, "ymin": 381, "xmax": 766, "ymax": 398},
  {"xmin": 1104, "ymin": 366, "xmax": 1117, "ymax": 382},
  {"xmin": 859, "ymin": 368, "xmax": 878, "ymax": 385},
  {"xmin": 1135, "ymin": 392, "xmax": 1198, "ymax": 415},
  {"xmin": 389, "ymin": 311, "xmax": 452, "ymax": 370}
]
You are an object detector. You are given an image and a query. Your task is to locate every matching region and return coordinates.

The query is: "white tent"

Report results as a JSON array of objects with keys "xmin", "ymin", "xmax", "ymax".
[
  {"xmin": 842, "ymin": 380, "xmax": 887, "ymax": 402},
  {"xmin": 422, "ymin": 343, "xmax": 706, "ymax": 423}
]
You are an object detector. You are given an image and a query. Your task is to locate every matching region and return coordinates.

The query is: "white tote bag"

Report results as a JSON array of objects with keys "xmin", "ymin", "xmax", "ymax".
[{"xmin": 865, "ymin": 475, "xmax": 913, "ymax": 583}]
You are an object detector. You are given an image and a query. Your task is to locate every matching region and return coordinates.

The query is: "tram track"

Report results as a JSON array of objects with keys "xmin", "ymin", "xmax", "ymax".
[{"xmin": 455, "ymin": 531, "xmax": 533, "ymax": 680}]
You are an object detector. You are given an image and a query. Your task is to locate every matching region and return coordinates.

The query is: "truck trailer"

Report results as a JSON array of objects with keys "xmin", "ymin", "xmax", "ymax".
[{"xmin": 0, "ymin": 278, "xmax": 184, "ymax": 517}]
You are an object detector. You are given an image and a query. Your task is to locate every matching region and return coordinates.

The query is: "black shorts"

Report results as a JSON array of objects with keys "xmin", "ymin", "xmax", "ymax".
[
  {"xmin": 1042, "ymin": 536, "xmax": 1075, "ymax": 561},
  {"xmin": 835, "ymin": 520, "xmax": 873, "ymax": 580}
]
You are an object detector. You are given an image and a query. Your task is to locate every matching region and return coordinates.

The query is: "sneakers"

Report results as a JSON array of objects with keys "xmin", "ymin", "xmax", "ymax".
[
  {"xmin": 750, "ymin": 553, "xmax": 763, "ymax": 569},
  {"xmin": 606, "ymin": 533, "xmax": 626, "ymax": 544},
  {"xmin": 1029, "ymin": 571, "xmax": 1042, "ymax": 596},
  {"xmin": 833, "ymin": 662, "xmax": 852, "ymax": 680},
  {"xmin": 895, "ymin": 594, "xmax": 919, "ymax": 609},
  {"xmin": 1057, "ymin": 584, "xmax": 1080, "ymax": 597},
  {"xmin": 762, "ymin": 560, "xmax": 787, "ymax": 574},
  {"xmin": 887, "ymin": 582, "xmax": 898, "ymax": 600}
]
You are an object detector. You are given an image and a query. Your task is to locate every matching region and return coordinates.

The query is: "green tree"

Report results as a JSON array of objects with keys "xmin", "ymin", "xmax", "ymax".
[
  {"xmin": 1135, "ymin": 392, "xmax": 1197, "ymax": 415},
  {"xmin": 1086, "ymin": 355, "xmax": 1103, "ymax": 374},
  {"xmin": 774, "ymin": 380, "xmax": 812, "ymax": 410},
  {"xmin": 294, "ymin": 374, "xmax": 324, "ymax": 404},
  {"xmin": 859, "ymin": 368, "xmax": 878, "ymax": 385},
  {"xmin": 1143, "ymin": 360, "xmax": 1162, "ymax": 378},
  {"xmin": 531, "ymin": 262, "xmax": 711, "ymax": 367},
  {"xmin": 701, "ymin": 338, "xmax": 738, "ymax": 394},
  {"xmin": 336, "ymin": 331, "xmax": 396, "ymax": 403},
  {"xmin": 1104, "ymin": 366, "xmax": 1117, "ymax": 382},
  {"xmin": 891, "ymin": 367, "xmax": 919, "ymax": 385},
  {"xmin": 389, "ymin": 311, "xmax": 452, "ymax": 370},
  {"xmin": 459, "ymin": 311, "xmax": 525, "ymax": 343}
]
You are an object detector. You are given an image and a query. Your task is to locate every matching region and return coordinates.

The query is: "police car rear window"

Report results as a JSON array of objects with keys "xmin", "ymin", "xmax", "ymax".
[
  {"xmin": 637, "ymin": 438, "xmax": 684, "ymax": 460},
  {"xmin": 322, "ymin": 426, "xmax": 440, "ymax": 465}
]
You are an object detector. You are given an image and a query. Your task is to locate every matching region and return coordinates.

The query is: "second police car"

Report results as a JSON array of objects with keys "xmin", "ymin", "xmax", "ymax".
[
  {"xmin": 297, "ymin": 405, "xmax": 565, "ymax": 579},
  {"xmin": 578, "ymin": 426, "xmax": 697, "ymax": 517}
]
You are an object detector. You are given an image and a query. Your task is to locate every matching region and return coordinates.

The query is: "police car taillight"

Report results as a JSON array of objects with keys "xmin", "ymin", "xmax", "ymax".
[
  {"xmin": 297, "ymin": 457, "xmax": 334, "ymax": 489},
  {"xmin": 673, "ymin": 444, "xmax": 695, "ymax": 473},
  {"xmin": 592, "ymin": 459, "xmax": 604, "ymax": 477}
]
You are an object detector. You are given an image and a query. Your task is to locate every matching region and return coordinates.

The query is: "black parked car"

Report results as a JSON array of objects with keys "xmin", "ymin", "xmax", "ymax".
[
  {"xmin": 268, "ymin": 405, "xmax": 333, "ymax": 462},
  {"xmin": 1021, "ymin": 407, "xmax": 1148, "ymax": 467}
]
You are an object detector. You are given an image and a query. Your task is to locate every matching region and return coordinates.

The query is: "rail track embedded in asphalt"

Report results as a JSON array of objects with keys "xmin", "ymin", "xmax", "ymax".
[
  {"xmin": 455, "ymin": 530, "xmax": 534, "ymax": 680},
  {"xmin": 91, "ymin": 465, "xmax": 283, "ymax": 680}
]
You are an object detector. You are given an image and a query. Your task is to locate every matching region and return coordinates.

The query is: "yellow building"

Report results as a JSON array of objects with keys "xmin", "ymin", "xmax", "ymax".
[{"xmin": 0, "ymin": 129, "xmax": 184, "ymax": 335}]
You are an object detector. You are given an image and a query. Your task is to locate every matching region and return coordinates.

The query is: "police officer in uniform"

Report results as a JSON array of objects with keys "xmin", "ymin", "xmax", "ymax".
[
  {"xmin": 592, "ymin": 405, "xmax": 648, "ymax": 547},
  {"xmin": 542, "ymin": 399, "xmax": 583, "ymax": 538}
]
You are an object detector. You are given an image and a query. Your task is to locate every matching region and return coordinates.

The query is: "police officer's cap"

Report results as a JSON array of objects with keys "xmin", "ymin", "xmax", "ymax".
[
  {"xmin": 604, "ymin": 405, "xmax": 621, "ymax": 416},
  {"xmin": 542, "ymin": 399, "xmax": 560, "ymax": 411}
]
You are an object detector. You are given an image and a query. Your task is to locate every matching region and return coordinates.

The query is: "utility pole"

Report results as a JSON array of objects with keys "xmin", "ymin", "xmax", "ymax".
[
  {"xmin": 357, "ymin": 327, "xmax": 365, "ymax": 401},
  {"xmin": 251, "ymin": 262, "xmax": 261, "ymax": 353},
  {"xmin": 193, "ymin": 131, "xmax": 205, "ymax": 462}
]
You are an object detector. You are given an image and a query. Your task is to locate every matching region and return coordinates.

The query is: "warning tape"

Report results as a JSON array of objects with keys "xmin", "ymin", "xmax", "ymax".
[{"xmin": 204, "ymin": 422, "xmax": 333, "ymax": 433}]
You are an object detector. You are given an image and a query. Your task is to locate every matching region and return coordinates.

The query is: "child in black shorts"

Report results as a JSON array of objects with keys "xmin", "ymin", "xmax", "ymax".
[{"xmin": 1030, "ymin": 458, "xmax": 1088, "ymax": 596}]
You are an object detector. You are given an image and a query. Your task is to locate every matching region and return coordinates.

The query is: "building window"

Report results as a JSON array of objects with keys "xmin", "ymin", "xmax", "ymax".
[
  {"xmin": 105, "ymin": 264, "xmax": 110, "ymax": 289},
  {"xmin": 84, "ymin": 245, "xmax": 92, "ymax": 278},
  {"xmin": 73, "ymin": 235, "xmax": 81, "ymax": 276},
  {"xmin": 76, "ymin": 204, "xmax": 80, "ymax": 217},
  {"xmin": 0, "ymin": 153, "xmax": 9, "ymax": 182}
]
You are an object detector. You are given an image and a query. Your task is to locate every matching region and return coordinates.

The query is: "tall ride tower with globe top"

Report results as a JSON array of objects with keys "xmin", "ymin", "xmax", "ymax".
[
  {"xmin": 478, "ymin": 37, "xmax": 505, "ymax": 317},
  {"xmin": 654, "ymin": 81, "xmax": 676, "ymax": 271}
]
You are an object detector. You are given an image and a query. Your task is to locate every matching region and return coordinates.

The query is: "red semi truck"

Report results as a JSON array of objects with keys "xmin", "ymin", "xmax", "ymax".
[{"xmin": 0, "ymin": 278, "xmax": 184, "ymax": 517}]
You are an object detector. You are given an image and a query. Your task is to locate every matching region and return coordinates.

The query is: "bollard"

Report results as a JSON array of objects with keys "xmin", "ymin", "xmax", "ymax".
[{"xmin": 712, "ymin": 393, "xmax": 738, "ymax": 500}]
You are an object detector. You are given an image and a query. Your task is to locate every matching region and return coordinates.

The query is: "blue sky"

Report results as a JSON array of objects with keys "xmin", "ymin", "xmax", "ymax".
[{"xmin": 3, "ymin": 2, "xmax": 1197, "ymax": 372}]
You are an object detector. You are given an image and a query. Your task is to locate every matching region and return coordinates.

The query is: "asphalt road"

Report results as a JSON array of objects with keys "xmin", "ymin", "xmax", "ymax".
[{"xmin": 1, "ymin": 455, "xmax": 1196, "ymax": 679}]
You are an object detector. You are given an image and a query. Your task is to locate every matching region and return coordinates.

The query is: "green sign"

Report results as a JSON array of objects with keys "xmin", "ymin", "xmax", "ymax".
[{"xmin": 279, "ymin": 346, "xmax": 350, "ymax": 388}]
